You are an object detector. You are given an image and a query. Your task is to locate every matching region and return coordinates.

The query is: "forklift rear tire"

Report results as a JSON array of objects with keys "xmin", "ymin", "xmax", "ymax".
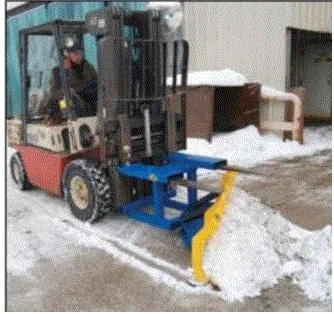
[
  {"xmin": 63, "ymin": 159, "xmax": 112, "ymax": 223},
  {"xmin": 10, "ymin": 151, "xmax": 30, "ymax": 190}
]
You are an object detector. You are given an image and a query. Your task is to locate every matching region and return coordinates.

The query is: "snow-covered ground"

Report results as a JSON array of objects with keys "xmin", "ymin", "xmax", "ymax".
[
  {"xmin": 186, "ymin": 126, "xmax": 332, "ymax": 301},
  {"xmin": 7, "ymin": 125, "xmax": 332, "ymax": 303}
]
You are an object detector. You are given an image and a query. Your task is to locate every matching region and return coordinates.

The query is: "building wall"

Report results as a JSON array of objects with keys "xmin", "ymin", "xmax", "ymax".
[{"xmin": 183, "ymin": 2, "xmax": 332, "ymax": 90}]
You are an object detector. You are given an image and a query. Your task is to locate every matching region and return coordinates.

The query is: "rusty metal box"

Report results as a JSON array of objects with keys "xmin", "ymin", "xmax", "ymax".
[{"xmin": 168, "ymin": 83, "xmax": 261, "ymax": 141}]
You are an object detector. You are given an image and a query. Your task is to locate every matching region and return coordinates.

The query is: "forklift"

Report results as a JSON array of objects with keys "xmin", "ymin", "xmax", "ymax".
[{"xmin": 10, "ymin": 6, "xmax": 232, "ymax": 249}]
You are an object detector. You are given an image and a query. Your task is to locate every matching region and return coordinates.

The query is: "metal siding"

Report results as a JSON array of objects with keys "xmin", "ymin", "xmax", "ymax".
[
  {"xmin": 288, "ymin": 2, "xmax": 332, "ymax": 31},
  {"xmin": 184, "ymin": 2, "xmax": 332, "ymax": 125},
  {"xmin": 185, "ymin": 2, "xmax": 332, "ymax": 88}
]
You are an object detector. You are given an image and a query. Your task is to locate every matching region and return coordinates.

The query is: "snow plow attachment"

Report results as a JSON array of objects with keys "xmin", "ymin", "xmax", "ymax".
[
  {"xmin": 118, "ymin": 152, "xmax": 245, "ymax": 283},
  {"xmin": 189, "ymin": 171, "xmax": 238, "ymax": 284}
]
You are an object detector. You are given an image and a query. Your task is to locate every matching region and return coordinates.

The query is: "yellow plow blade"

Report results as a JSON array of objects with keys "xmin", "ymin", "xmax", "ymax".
[{"xmin": 191, "ymin": 171, "xmax": 238, "ymax": 283}]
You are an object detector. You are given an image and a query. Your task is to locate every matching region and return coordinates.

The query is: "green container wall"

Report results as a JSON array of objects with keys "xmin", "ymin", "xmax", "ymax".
[{"xmin": 6, "ymin": 1, "xmax": 145, "ymax": 118}]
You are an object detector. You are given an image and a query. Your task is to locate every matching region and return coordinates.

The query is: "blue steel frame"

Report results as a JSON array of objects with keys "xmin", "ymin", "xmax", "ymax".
[{"xmin": 118, "ymin": 153, "xmax": 227, "ymax": 230}]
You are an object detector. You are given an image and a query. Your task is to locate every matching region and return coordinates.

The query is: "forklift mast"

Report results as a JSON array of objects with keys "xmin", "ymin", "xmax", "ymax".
[
  {"xmin": 85, "ymin": 7, "xmax": 189, "ymax": 165},
  {"xmin": 12, "ymin": 7, "xmax": 242, "ymax": 270}
]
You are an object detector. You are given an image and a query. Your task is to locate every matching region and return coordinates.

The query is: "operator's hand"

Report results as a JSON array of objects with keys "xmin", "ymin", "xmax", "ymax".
[{"xmin": 64, "ymin": 58, "xmax": 72, "ymax": 70}]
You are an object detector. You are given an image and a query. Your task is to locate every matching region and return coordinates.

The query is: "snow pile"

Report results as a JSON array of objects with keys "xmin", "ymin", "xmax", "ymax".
[
  {"xmin": 167, "ymin": 69, "xmax": 248, "ymax": 87},
  {"xmin": 204, "ymin": 188, "xmax": 332, "ymax": 302},
  {"xmin": 184, "ymin": 125, "xmax": 332, "ymax": 168}
]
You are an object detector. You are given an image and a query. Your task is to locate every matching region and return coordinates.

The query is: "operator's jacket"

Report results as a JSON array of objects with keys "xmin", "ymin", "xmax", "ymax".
[{"xmin": 47, "ymin": 59, "xmax": 98, "ymax": 118}]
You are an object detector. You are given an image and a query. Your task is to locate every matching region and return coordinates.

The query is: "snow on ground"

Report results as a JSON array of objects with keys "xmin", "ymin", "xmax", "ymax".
[
  {"xmin": 7, "ymin": 126, "xmax": 332, "ymax": 303},
  {"xmin": 7, "ymin": 148, "xmax": 202, "ymax": 294},
  {"xmin": 6, "ymin": 157, "xmax": 189, "ymax": 279},
  {"xmin": 204, "ymin": 188, "xmax": 332, "ymax": 302},
  {"xmin": 184, "ymin": 125, "xmax": 332, "ymax": 169},
  {"xmin": 185, "ymin": 126, "xmax": 332, "ymax": 301}
]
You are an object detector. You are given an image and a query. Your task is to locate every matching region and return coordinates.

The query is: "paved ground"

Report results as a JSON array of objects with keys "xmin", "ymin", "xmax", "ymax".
[
  {"xmin": 7, "ymin": 150, "xmax": 332, "ymax": 311},
  {"xmin": 239, "ymin": 150, "xmax": 332, "ymax": 230}
]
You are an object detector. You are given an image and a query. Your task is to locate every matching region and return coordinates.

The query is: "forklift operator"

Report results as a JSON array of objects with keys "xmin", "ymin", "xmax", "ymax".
[{"xmin": 45, "ymin": 38, "xmax": 97, "ymax": 123}]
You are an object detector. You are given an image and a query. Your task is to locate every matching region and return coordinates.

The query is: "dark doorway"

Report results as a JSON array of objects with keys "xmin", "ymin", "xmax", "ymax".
[{"xmin": 286, "ymin": 28, "xmax": 332, "ymax": 124}]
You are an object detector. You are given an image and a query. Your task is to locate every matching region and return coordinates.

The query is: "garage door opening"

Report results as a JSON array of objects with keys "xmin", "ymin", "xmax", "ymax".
[{"xmin": 286, "ymin": 28, "xmax": 332, "ymax": 125}]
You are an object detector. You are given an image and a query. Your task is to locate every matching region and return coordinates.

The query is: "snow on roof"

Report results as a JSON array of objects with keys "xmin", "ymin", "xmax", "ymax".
[
  {"xmin": 167, "ymin": 69, "xmax": 299, "ymax": 101},
  {"xmin": 167, "ymin": 69, "xmax": 248, "ymax": 87}
]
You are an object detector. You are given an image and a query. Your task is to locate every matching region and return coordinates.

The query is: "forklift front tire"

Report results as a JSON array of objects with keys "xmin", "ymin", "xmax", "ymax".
[
  {"xmin": 63, "ymin": 160, "xmax": 112, "ymax": 223},
  {"xmin": 10, "ymin": 152, "xmax": 30, "ymax": 190}
]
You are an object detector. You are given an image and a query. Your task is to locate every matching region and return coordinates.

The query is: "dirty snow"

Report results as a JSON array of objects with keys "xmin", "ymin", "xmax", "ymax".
[
  {"xmin": 184, "ymin": 125, "xmax": 332, "ymax": 168},
  {"xmin": 204, "ymin": 188, "xmax": 332, "ymax": 302}
]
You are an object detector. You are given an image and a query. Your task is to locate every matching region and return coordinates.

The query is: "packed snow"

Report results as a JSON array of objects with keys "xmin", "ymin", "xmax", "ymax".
[
  {"xmin": 7, "ymin": 126, "xmax": 332, "ymax": 304},
  {"xmin": 204, "ymin": 188, "xmax": 332, "ymax": 302}
]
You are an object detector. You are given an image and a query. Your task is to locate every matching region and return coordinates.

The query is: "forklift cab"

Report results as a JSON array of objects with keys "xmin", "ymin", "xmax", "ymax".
[
  {"xmin": 20, "ymin": 20, "xmax": 98, "ymax": 153},
  {"xmin": 19, "ymin": 8, "xmax": 188, "ymax": 163}
]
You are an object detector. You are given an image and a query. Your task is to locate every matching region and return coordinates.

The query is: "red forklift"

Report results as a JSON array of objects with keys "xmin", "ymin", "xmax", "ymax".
[{"xmin": 10, "ymin": 6, "xmax": 230, "ymax": 248}]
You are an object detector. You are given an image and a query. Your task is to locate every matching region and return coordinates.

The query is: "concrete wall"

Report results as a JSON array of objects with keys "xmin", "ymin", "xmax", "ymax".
[{"xmin": 184, "ymin": 2, "xmax": 332, "ymax": 90}]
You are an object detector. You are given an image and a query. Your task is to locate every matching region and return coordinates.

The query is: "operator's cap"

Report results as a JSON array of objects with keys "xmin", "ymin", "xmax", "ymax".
[{"xmin": 64, "ymin": 36, "xmax": 82, "ymax": 52}]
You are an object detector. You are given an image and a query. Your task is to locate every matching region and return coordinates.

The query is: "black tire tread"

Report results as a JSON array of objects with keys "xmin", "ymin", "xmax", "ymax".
[
  {"xmin": 10, "ymin": 151, "xmax": 30, "ymax": 190},
  {"xmin": 63, "ymin": 159, "xmax": 112, "ymax": 223}
]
